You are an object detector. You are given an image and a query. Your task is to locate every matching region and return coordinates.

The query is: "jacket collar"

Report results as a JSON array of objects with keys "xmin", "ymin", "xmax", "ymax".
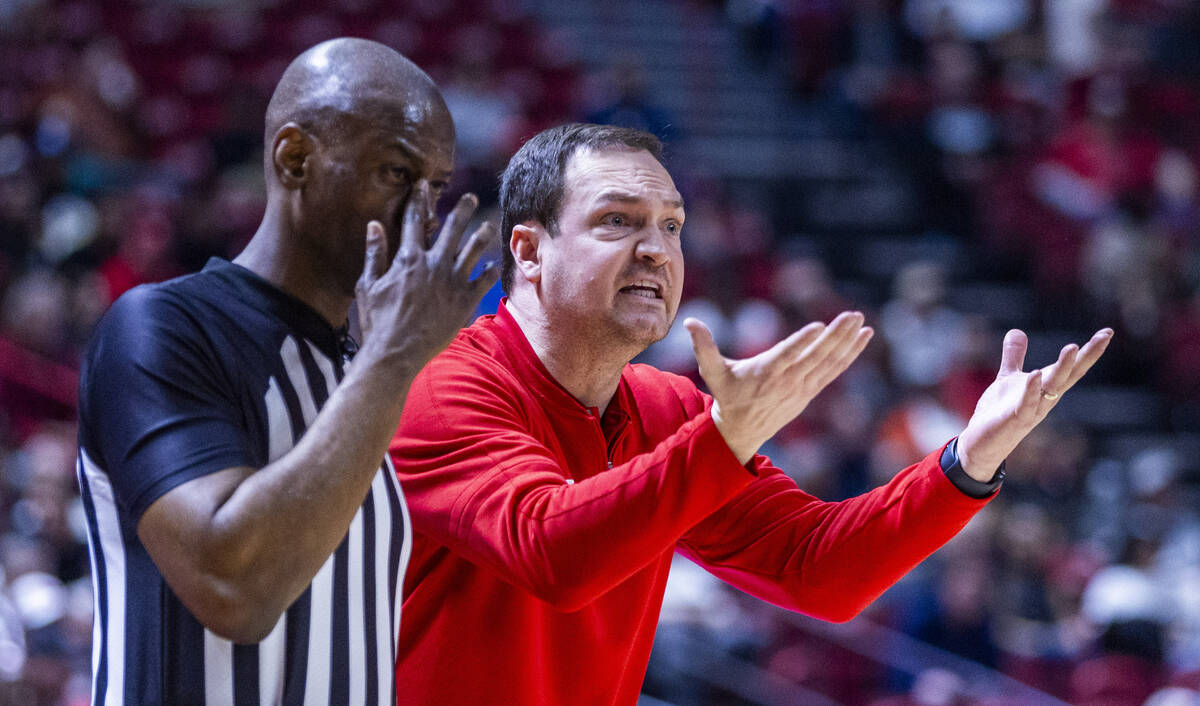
[{"xmin": 488, "ymin": 298, "xmax": 631, "ymax": 421}]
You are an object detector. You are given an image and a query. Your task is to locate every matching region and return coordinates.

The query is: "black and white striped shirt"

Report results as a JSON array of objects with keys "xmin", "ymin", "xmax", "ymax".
[{"xmin": 77, "ymin": 258, "xmax": 410, "ymax": 705}]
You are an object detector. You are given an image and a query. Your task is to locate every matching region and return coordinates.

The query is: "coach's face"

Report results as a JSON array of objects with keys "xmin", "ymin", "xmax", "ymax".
[{"xmin": 538, "ymin": 147, "xmax": 685, "ymax": 350}]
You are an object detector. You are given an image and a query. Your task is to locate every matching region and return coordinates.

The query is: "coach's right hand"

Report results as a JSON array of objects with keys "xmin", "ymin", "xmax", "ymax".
[
  {"xmin": 686, "ymin": 312, "xmax": 873, "ymax": 465},
  {"xmin": 355, "ymin": 183, "xmax": 498, "ymax": 370}
]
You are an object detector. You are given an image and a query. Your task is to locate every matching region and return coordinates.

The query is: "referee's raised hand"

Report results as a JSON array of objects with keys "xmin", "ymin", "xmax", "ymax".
[{"xmin": 356, "ymin": 183, "xmax": 499, "ymax": 370}]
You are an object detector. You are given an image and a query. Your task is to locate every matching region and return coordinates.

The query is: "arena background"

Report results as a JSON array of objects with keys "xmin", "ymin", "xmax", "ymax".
[{"xmin": 1, "ymin": 0, "xmax": 1199, "ymax": 703}]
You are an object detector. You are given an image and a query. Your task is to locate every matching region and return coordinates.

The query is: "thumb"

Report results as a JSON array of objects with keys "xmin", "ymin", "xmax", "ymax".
[
  {"xmin": 998, "ymin": 329, "xmax": 1029, "ymax": 376},
  {"xmin": 361, "ymin": 220, "xmax": 387, "ymax": 286},
  {"xmin": 685, "ymin": 318, "xmax": 725, "ymax": 383}
]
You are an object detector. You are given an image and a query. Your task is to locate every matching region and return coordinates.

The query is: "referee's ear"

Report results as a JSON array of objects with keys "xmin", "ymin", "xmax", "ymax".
[
  {"xmin": 272, "ymin": 123, "xmax": 315, "ymax": 189},
  {"xmin": 510, "ymin": 223, "xmax": 543, "ymax": 286}
]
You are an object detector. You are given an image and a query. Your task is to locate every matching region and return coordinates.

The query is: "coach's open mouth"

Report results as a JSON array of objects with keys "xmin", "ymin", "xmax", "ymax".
[{"xmin": 619, "ymin": 281, "xmax": 663, "ymax": 300}]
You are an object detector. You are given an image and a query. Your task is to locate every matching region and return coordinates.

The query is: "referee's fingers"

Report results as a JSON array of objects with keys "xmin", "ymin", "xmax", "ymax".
[
  {"xmin": 455, "ymin": 222, "xmax": 495, "ymax": 280},
  {"xmin": 434, "ymin": 193, "xmax": 478, "ymax": 261},
  {"xmin": 359, "ymin": 221, "xmax": 387, "ymax": 288},
  {"xmin": 399, "ymin": 183, "xmax": 431, "ymax": 255}
]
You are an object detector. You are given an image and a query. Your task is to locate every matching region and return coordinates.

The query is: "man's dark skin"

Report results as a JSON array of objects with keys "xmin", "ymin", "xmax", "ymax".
[{"xmin": 135, "ymin": 38, "xmax": 497, "ymax": 643}]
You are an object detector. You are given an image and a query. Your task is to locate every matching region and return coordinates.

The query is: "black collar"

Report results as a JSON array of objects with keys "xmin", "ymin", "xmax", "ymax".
[{"xmin": 201, "ymin": 257, "xmax": 346, "ymax": 361}]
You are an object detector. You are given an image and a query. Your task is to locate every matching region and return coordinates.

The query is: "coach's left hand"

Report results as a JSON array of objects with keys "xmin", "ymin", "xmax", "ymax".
[{"xmin": 956, "ymin": 328, "xmax": 1113, "ymax": 482}]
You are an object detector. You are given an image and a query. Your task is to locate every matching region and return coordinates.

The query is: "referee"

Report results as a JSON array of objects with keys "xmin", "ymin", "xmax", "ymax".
[{"xmin": 75, "ymin": 38, "xmax": 496, "ymax": 704}]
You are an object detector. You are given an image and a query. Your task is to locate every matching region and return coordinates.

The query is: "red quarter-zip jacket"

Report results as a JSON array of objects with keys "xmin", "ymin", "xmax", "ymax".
[{"xmin": 390, "ymin": 300, "xmax": 995, "ymax": 705}]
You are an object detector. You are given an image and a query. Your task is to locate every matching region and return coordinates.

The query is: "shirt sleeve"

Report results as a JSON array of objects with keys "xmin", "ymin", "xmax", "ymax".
[
  {"xmin": 79, "ymin": 287, "xmax": 252, "ymax": 521},
  {"xmin": 677, "ymin": 439, "xmax": 995, "ymax": 622},
  {"xmin": 389, "ymin": 361, "xmax": 757, "ymax": 612}
]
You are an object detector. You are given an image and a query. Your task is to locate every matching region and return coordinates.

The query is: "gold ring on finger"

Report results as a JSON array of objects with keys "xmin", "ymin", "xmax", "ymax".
[{"xmin": 1041, "ymin": 390, "xmax": 1059, "ymax": 401}]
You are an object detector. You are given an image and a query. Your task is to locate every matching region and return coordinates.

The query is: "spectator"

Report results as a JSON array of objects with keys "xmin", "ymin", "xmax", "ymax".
[{"xmin": 879, "ymin": 260, "xmax": 966, "ymax": 389}]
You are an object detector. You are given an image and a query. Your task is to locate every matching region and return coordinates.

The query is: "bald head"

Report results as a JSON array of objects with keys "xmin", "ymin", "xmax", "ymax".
[
  {"xmin": 252, "ymin": 38, "xmax": 458, "ymax": 298},
  {"xmin": 265, "ymin": 37, "xmax": 453, "ymax": 154}
]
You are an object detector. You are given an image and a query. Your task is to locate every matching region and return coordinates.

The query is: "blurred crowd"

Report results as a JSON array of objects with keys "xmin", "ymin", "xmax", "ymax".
[{"xmin": 0, "ymin": 0, "xmax": 1199, "ymax": 704}]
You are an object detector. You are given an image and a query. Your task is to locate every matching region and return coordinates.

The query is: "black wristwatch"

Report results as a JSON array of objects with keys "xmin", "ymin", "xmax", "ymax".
[{"xmin": 940, "ymin": 437, "xmax": 1004, "ymax": 499}]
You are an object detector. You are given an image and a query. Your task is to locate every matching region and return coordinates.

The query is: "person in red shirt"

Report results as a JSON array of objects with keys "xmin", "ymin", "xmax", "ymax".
[{"xmin": 389, "ymin": 123, "xmax": 1112, "ymax": 704}]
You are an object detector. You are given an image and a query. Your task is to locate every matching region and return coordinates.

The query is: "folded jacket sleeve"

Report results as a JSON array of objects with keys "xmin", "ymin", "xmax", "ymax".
[
  {"xmin": 389, "ymin": 361, "xmax": 756, "ymax": 612},
  {"xmin": 677, "ymin": 440, "xmax": 995, "ymax": 622}
]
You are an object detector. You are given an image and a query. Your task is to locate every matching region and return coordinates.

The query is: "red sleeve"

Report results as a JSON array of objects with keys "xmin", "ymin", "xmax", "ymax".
[
  {"xmin": 677, "ymin": 441, "xmax": 993, "ymax": 622},
  {"xmin": 389, "ymin": 360, "xmax": 756, "ymax": 612}
]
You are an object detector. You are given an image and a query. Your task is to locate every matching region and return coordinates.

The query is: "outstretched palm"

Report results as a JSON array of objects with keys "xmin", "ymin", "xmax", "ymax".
[
  {"xmin": 687, "ymin": 311, "xmax": 874, "ymax": 464},
  {"xmin": 957, "ymin": 328, "xmax": 1113, "ymax": 481}
]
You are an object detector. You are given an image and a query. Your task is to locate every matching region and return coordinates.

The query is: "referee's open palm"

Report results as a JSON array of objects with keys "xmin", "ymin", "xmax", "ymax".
[{"xmin": 355, "ymin": 184, "xmax": 498, "ymax": 368}]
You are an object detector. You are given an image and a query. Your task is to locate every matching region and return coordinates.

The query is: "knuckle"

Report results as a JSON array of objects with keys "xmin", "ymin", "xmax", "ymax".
[{"xmin": 398, "ymin": 247, "xmax": 422, "ymax": 266}]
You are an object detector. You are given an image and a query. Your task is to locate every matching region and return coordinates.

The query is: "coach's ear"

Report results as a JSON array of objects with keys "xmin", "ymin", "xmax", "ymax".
[{"xmin": 510, "ymin": 223, "xmax": 543, "ymax": 285}]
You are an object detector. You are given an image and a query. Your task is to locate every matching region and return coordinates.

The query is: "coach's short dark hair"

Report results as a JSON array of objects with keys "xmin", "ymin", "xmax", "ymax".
[{"xmin": 498, "ymin": 123, "xmax": 664, "ymax": 293}]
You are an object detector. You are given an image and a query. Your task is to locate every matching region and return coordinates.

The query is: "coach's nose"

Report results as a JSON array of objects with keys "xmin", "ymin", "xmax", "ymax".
[{"xmin": 635, "ymin": 226, "xmax": 671, "ymax": 268}]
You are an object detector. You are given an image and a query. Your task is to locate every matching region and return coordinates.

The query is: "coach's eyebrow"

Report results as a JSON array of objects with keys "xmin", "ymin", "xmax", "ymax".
[{"xmin": 594, "ymin": 191, "xmax": 685, "ymax": 209}]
